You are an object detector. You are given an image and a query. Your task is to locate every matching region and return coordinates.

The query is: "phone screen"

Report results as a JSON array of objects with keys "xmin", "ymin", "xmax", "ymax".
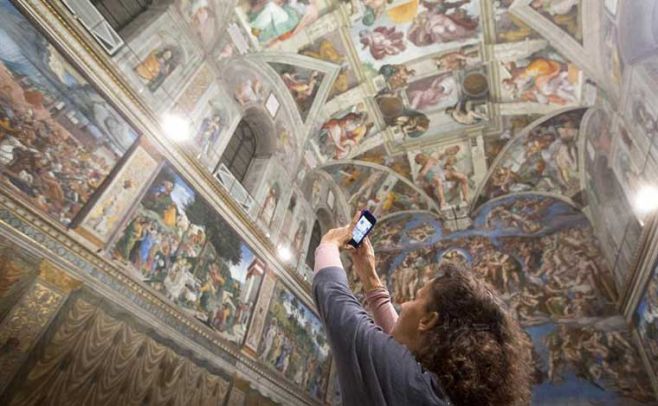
[{"xmin": 352, "ymin": 215, "xmax": 374, "ymax": 245}]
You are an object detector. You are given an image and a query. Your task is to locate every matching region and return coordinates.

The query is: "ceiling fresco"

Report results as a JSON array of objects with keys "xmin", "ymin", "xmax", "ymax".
[
  {"xmin": 16, "ymin": 0, "xmax": 658, "ymax": 403},
  {"xmin": 49, "ymin": 0, "xmax": 601, "ymax": 230}
]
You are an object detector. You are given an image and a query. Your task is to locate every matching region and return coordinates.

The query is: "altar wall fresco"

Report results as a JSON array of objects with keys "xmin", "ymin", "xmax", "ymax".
[{"xmin": 366, "ymin": 194, "xmax": 654, "ymax": 404}]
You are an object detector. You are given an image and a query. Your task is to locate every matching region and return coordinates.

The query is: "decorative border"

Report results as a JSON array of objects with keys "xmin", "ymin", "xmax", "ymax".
[{"xmin": 0, "ymin": 193, "xmax": 323, "ymax": 405}]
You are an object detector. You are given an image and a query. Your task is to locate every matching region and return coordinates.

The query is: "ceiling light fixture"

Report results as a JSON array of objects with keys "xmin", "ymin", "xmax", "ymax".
[
  {"xmin": 278, "ymin": 245, "xmax": 292, "ymax": 262},
  {"xmin": 161, "ymin": 113, "xmax": 190, "ymax": 142},
  {"xmin": 634, "ymin": 185, "xmax": 658, "ymax": 215}
]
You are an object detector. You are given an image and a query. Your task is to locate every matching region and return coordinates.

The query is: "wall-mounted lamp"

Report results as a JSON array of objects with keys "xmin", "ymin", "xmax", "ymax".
[
  {"xmin": 634, "ymin": 185, "xmax": 658, "ymax": 215},
  {"xmin": 277, "ymin": 245, "xmax": 292, "ymax": 262},
  {"xmin": 161, "ymin": 113, "xmax": 191, "ymax": 143}
]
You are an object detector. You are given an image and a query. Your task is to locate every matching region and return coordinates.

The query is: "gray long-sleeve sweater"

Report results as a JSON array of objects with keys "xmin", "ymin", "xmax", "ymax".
[{"xmin": 313, "ymin": 266, "xmax": 451, "ymax": 406}]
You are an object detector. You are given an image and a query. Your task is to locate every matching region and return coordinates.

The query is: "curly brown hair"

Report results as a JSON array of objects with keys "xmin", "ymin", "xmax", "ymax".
[{"xmin": 416, "ymin": 263, "xmax": 533, "ymax": 406}]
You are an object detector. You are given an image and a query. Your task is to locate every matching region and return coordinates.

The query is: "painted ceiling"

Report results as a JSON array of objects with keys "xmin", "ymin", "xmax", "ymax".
[
  {"xmin": 2, "ymin": 0, "xmax": 658, "ymax": 403},
  {"xmin": 70, "ymin": 0, "xmax": 612, "ymax": 232},
  {"xmin": 228, "ymin": 0, "xmax": 594, "ymax": 224}
]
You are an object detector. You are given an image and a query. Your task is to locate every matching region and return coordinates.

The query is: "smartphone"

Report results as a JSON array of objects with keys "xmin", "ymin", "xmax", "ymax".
[{"xmin": 348, "ymin": 210, "xmax": 377, "ymax": 247}]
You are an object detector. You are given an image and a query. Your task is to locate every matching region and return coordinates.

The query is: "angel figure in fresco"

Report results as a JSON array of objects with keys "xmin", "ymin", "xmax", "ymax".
[
  {"xmin": 234, "ymin": 78, "xmax": 263, "ymax": 106},
  {"xmin": 196, "ymin": 113, "xmax": 222, "ymax": 159},
  {"xmin": 359, "ymin": 27, "xmax": 406, "ymax": 60},
  {"xmin": 134, "ymin": 46, "xmax": 180, "ymax": 92},
  {"xmin": 414, "ymin": 145, "xmax": 469, "ymax": 209},
  {"xmin": 407, "ymin": 6, "xmax": 479, "ymax": 47},
  {"xmin": 502, "ymin": 59, "xmax": 577, "ymax": 105},
  {"xmin": 281, "ymin": 70, "xmax": 321, "ymax": 103},
  {"xmin": 446, "ymin": 99, "xmax": 487, "ymax": 125},
  {"xmin": 408, "ymin": 73, "xmax": 456, "ymax": 110},
  {"xmin": 321, "ymin": 111, "xmax": 373, "ymax": 159}
]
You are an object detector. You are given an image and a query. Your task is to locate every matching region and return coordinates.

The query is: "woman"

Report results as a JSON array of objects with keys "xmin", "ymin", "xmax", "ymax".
[{"xmin": 313, "ymin": 215, "xmax": 533, "ymax": 405}]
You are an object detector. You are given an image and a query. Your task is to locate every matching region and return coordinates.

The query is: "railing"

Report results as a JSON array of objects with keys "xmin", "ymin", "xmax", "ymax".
[{"xmin": 215, "ymin": 164, "xmax": 256, "ymax": 215}]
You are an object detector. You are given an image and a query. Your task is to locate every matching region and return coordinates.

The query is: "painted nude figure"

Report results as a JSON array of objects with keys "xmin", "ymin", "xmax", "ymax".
[{"xmin": 414, "ymin": 145, "xmax": 469, "ymax": 209}]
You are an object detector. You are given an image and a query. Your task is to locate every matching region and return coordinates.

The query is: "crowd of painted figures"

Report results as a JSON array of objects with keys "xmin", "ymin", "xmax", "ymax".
[{"xmin": 364, "ymin": 197, "xmax": 654, "ymax": 403}]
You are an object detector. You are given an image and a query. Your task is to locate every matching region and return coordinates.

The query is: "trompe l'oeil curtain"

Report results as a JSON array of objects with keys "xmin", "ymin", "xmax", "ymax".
[{"xmin": 9, "ymin": 299, "xmax": 229, "ymax": 406}]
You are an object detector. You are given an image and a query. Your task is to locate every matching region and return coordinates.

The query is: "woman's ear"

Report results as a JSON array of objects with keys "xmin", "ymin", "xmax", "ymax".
[{"xmin": 418, "ymin": 311, "xmax": 439, "ymax": 332}]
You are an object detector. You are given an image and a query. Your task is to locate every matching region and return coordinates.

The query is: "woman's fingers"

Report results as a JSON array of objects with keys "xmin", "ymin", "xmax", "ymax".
[
  {"xmin": 350, "ymin": 211, "xmax": 361, "ymax": 227},
  {"xmin": 363, "ymin": 237, "xmax": 374, "ymax": 254}
]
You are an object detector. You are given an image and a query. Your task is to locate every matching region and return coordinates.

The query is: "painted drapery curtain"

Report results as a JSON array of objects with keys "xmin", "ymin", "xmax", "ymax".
[{"xmin": 7, "ymin": 298, "xmax": 230, "ymax": 406}]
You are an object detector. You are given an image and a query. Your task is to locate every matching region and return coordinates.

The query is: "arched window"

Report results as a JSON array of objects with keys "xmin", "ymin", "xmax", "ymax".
[
  {"xmin": 219, "ymin": 120, "xmax": 257, "ymax": 182},
  {"xmin": 305, "ymin": 220, "xmax": 322, "ymax": 269}
]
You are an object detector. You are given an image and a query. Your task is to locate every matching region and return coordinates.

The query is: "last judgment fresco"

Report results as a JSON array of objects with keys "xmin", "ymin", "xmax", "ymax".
[{"xmin": 367, "ymin": 195, "xmax": 654, "ymax": 404}]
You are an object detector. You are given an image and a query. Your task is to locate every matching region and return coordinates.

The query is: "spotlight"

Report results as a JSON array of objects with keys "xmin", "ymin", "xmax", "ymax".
[
  {"xmin": 161, "ymin": 113, "xmax": 190, "ymax": 142},
  {"xmin": 634, "ymin": 185, "xmax": 658, "ymax": 215},
  {"xmin": 278, "ymin": 245, "xmax": 292, "ymax": 262}
]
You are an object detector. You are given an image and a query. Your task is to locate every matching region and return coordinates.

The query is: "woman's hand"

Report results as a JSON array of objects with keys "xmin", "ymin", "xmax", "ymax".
[
  {"xmin": 351, "ymin": 237, "xmax": 383, "ymax": 292},
  {"xmin": 320, "ymin": 212, "xmax": 360, "ymax": 248}
]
